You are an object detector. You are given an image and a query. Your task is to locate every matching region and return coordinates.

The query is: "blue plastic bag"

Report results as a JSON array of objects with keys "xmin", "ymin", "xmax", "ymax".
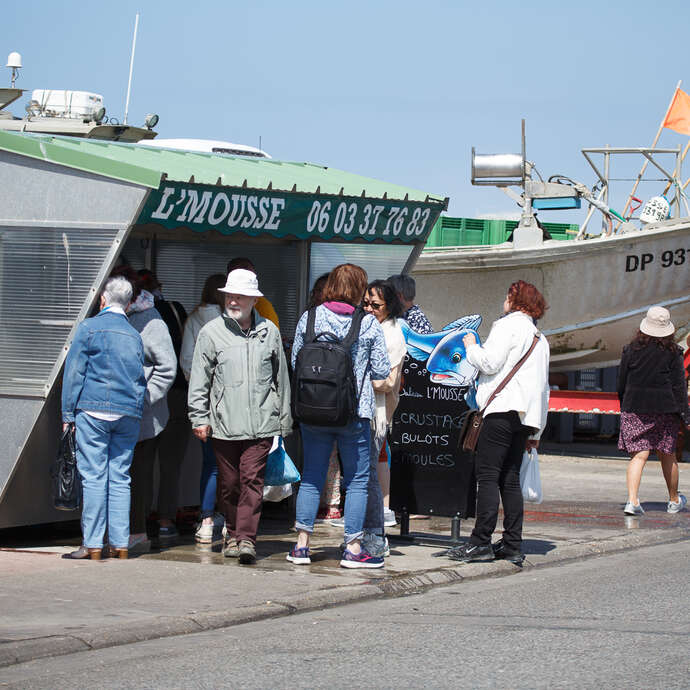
[{"xmin": 264, "ymin": 437, "xmax": 301, "ymax": 486}]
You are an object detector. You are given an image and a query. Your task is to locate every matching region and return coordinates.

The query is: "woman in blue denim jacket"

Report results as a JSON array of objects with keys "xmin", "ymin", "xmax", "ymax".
[
  {"xmin": 61, "ymin": 277, "xmax": 146, "ymax": 560},
  {"xmin": 287, "ymin": 264, "xmax": 390, "ymax": 569}
]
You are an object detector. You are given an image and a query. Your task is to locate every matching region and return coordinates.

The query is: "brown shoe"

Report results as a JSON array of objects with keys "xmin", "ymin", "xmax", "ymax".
[
  {"xmin": 238, "ymin": 540, "xmax": 256, "ymax": 565},
  {"xmin": 109, "ymin": 547, "xmax": 129, "ymax": 559},
  {"xmin": 223, "ymin": 537, "xmax": 240, "ymax": 558},
  {"xmin": 62, "ymin": 546, "xmax": 103, "ymax": 560}
]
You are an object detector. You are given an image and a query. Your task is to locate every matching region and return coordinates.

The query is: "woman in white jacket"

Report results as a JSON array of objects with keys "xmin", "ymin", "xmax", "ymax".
[
  {"xmin": 180, "ymin": 273, "xmax": 226, "ymax": 542},
  {"xmin": 448, "ymin": 280, "xmax": 550, "ymax": 565}
]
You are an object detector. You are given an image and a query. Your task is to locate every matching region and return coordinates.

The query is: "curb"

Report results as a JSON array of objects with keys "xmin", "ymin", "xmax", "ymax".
[{"xmin": 1, "ymin": 527, "xmax": 687, "ymax": 668}]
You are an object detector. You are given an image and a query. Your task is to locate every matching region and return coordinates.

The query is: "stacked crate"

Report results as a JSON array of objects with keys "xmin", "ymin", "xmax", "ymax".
[{"xmin": 425, "ymin": 216, "xmax": 578, "ymax": 248}]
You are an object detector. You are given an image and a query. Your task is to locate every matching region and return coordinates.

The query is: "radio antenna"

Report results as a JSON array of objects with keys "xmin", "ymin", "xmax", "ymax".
[{"xmin": 123, "ymin": 13, "xmax": 140, "ymax": 125}]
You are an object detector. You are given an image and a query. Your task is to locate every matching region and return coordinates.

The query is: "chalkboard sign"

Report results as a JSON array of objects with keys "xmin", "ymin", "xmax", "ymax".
[{"xmin": 389, "ymin": 315, "xmax": 482, "ymax": 518}]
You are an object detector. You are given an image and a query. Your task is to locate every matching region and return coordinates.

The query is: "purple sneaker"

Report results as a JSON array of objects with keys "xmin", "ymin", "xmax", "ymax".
[
  {"xmin": 340, "ymin": 548, "xmax": 384, "ymax": 569},
  {"xmin": 286, "ymin": 546, "xmax": 311, "ymax": 564}
]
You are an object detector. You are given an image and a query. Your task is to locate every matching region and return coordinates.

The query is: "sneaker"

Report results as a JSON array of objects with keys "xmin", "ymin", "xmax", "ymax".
[
  {"xmin": 127, "ymin": 534, "xmax": 151, "ymax": 554},
  {"xmin": 624, "ymin": 502, "xmax": 645, "ymax": 515},
  {"xmin": 667, "ymin": 494, "xmax": 687, "ymax": 513},
  {"xmin": 286, "ymin": 545, "xmax": 311, "ymax": 564},
  {"xmin": 362, "ymin": 533, "xmax": 390, "ymax": 558},
  {"xmin": 157, "ymin": 524, "xmax": 178, "ymax": 546},
  {"xmin": 492, "ymin": 539, "xmax": 525, "ymax": 565},
  {"xmin": 223, "ymin": 537, "xmax": 240, "ymax": 558},
  {"xmin": 329, "ymin": 516, "xmax": 345, "ymax": 527},
  {"xmin": 238, "ymin": 540, "xmax": 256, "ymax": 565},
  {"xmin": 383, "ymin": 508, "xmax": 397, "ymax": 527},
  {"xmin": 195, "ymin": 521, "xmax": 214, "ymax": 544},
  {"xmin": 446, "ymin": 543, "xmax": 494, "ymax": 563},
  {"xmin": 340, "ymin": 548, "xmax": 384, "ymax": 569}
]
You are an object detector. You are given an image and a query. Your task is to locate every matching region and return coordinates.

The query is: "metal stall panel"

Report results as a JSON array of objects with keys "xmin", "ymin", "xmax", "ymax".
[
  {"xmin": 0, "ymin": 148, "xmax": 148, "ymax": 526},
  {"xmin": 0, "ymin": 224, "xmax": 129, "ymax": 396},
  {"xmin": 309, "ymin": 242, "xmax": 417, "ymax": 289},
  {"xmin": 120, "ymin": 237, "xmax": 301, "ymax": 337}
]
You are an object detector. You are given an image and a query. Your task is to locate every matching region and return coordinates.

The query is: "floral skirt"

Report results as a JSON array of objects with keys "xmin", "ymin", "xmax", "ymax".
[{"xmin": 618, "ymin": 412, "xmax": 680, "ymax": 455}]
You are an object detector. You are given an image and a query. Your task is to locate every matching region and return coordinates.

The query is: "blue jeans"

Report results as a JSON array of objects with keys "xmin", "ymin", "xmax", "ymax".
[
  {"xmin": 75, "ymin": 411, "xmax": 141, "ymax": 549},
  {"xmin": 296, "ymin": 419, "xmax": 371, "ymax": 543},
  {"xmin": 363, "ymin": 430, "xmax": 385, "ymax": 536},
  {"xmin": 199, "ymin": 439, "xmax": 218, "ymax": 519}
]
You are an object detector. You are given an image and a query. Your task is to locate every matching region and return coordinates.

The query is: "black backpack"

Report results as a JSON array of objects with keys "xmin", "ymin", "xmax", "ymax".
[{"xmin": 291, "ymin": 306, "xmax": 365, "ymax": 426}]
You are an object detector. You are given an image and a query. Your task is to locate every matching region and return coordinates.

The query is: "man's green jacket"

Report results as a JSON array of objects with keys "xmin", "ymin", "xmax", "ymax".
[{"xmin": 188, "ymin": 312, "xmax": 292, "ymax": 440}]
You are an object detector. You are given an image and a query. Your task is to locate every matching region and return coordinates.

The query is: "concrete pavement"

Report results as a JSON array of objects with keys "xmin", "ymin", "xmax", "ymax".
[{"xmin": 1, "ymin": 451, "xmax": 688, "ymax": 668}]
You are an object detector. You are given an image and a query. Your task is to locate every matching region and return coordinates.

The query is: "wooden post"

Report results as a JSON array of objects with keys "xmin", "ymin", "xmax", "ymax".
[{"xmin": 619, "ymin": 80, "xmax": 681, "ymax": 225}]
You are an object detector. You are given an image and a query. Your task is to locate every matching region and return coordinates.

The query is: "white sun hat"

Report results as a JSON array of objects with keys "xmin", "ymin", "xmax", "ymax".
[
  {"xmin": 218, "ymin": 269, "xmax": 263, "ymax": 297},
  {"xmin": 639, "ymin": 306, "xmax": 675, "ymax": 338}
]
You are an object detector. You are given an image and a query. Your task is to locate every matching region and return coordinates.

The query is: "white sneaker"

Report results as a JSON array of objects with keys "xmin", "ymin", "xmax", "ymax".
[
  {"xmin": 195, "ymin": 522, "xmax": 214, "ymax": 543},
  {"xmin": 623, "ymin": 502, "xmax": 645, "ymax": 516},
  {"xmin": 667, "ymin": 494, "xmax": 687, "ymax": 513},
  {"xmin": 195, "ymin": 513, "xmax": 226, "ymax": 543},
  {"xmin": 383, "ymin": 508, "xmax": 397, "ymax": 527}
]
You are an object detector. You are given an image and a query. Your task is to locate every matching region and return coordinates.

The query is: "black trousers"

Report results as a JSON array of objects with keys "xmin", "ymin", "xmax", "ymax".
[{"xmin": 469, "ymin": 411, "xmax": 530, "ymax": 552}]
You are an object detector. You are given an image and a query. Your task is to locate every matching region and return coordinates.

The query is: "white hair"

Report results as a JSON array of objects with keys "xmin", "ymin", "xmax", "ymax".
[{"xmin": 102, "ymin": 276, "xmax": 133, "ymax": 308}]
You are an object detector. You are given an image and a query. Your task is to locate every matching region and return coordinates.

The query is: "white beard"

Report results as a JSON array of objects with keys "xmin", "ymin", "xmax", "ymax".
[{"xmin": 225, "ymin": 305, "xmax": 253, "ymax": 323}]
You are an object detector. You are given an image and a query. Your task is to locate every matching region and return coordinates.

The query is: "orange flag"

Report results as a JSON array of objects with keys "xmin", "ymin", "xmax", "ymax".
[{"xmin": 663, "ymin": 87, "xmax": 690, "ymax": 135}]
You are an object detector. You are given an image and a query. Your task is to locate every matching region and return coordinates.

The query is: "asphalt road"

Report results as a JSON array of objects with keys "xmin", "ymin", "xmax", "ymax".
[{"xmin": 2, "ymin": 541, "xmax": 688, "ymax": 689}]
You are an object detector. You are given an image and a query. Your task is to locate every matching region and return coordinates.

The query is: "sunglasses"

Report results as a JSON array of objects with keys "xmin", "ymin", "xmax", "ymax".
[{"xmin": 363, "ymin": 300, "xmax": 384, "ymax": 310}]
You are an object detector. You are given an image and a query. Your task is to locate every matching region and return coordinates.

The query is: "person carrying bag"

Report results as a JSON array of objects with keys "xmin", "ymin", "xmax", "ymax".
[{"xmin": 447, "ymin": 280, "xmax": 550, "ymax": 566}]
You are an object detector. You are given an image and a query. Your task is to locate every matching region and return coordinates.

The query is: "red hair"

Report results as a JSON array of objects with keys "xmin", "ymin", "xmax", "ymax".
[
  {"xmin": 507, "ymin": 280, "xmax": 547, "ymax": 320},
  {"xmin": 321, "ymin": 264, "xmax": 368, "ymax": 306}
]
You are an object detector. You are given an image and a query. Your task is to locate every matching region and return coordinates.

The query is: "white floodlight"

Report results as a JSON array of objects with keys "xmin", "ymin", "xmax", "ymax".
[{"xmin": 144, "ymin": 113, "xmax": 159, "ymax": 130}]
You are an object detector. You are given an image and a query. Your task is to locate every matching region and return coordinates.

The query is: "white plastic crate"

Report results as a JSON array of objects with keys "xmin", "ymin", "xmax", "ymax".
[{"xmin": 31, "ymin": 90, "xmax": 104, "ymax": 119}]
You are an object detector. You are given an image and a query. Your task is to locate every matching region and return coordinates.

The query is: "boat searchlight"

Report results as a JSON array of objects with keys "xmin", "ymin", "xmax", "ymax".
[{"xmin": 471, "ymin": 150, "xmax": 525, "ymax": 187}]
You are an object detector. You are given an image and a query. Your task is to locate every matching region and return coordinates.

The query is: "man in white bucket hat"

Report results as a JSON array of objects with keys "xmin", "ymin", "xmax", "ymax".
[{"xmin": 188, "ymin": 269, "xmax": 292, "ymax": 564}]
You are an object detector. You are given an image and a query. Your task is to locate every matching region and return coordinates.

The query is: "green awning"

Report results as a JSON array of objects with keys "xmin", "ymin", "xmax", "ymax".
[{"xmin": 0, "ymin": 130, "xmax": 448, "ymax": 243}]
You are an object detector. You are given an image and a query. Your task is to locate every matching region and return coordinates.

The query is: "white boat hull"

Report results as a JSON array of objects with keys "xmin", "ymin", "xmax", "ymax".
[{"xmin": 412, "ymin": 218, "xmax": 690, "ymax": 371}]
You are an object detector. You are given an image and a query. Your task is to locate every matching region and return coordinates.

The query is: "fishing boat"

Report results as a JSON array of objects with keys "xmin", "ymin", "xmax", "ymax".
[
  {"xmin": 0, "ymin": 86, "xmax": 158, "ymax": 142},
  {"xmin": 412, "ymin": 124, "xmax": 690, "ymax": 372}
]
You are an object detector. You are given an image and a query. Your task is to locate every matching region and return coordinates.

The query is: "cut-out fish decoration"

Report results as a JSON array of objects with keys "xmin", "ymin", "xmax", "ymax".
[{"xmin": 400, "ymin": 314, "xmax": 482, "ymax": 388}]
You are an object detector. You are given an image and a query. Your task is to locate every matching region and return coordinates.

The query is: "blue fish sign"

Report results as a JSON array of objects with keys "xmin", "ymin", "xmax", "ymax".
[{"xmin": 399, "ymin": 314, "xmax": 482, "ymax": 388}]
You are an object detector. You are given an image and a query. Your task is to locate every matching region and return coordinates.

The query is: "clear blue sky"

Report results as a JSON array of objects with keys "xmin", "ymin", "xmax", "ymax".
[{"xmin": 3, "ymin": 0, "xmax": 690, "ymax": 222}]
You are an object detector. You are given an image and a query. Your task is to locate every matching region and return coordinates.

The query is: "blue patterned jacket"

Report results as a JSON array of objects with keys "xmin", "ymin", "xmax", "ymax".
[{"xmin": 292, "ymin": 305, "xmax": 390, "ymax": 420}]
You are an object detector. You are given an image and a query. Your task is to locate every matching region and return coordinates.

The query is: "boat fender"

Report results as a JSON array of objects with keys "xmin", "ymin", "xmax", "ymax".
[{"xmin": 639, "ymin": 195, "xmax": 670, "ymax": 224}]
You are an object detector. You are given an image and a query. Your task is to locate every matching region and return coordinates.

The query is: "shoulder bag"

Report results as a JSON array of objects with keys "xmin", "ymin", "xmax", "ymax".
[{"xmin": 459, "ymin": 332, "xmax": 541, "ymax": 453}]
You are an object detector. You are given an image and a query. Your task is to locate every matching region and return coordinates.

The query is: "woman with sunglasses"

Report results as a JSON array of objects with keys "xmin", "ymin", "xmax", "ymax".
[{"xmin": 362, "ymin": 279, "xmax": 407, "ymax": 556}]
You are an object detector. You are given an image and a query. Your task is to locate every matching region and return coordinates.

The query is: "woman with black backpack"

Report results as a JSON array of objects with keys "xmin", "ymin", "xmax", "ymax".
[{"xmin": 288, "ymin": 264, "xmax": 390, "ymax": 569}]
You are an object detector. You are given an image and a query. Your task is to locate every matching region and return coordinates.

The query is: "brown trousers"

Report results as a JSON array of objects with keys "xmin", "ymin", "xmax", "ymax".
[{"xmin": 212, "ymin": 437, "xmax": 272, "ymax": 544}]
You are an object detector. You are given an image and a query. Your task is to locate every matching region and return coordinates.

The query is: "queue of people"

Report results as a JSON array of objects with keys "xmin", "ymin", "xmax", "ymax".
[{"xmin": 60, "ymin": 260, "xmax": 688, "ymax": 567}]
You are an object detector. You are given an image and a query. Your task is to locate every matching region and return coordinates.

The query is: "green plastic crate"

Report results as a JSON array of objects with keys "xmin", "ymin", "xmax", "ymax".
[{"xmin": 425, "ymin": 216, "xmax": 578, "ymax": 248}]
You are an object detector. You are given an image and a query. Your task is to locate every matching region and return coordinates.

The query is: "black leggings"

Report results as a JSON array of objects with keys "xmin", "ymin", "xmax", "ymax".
[{"xmin": 469, "ymin": 411, "xmax": 530, "ymax": 551}]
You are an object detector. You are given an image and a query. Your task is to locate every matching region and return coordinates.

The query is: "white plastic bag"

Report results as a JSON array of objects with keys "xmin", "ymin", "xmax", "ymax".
[
  {"xmin": 263, "ymin": 483, "xmax": 293, "ymax": 502},
  {"xmin": 520, "ymin": 449, "xmax": 543, "ymax": 504}
]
